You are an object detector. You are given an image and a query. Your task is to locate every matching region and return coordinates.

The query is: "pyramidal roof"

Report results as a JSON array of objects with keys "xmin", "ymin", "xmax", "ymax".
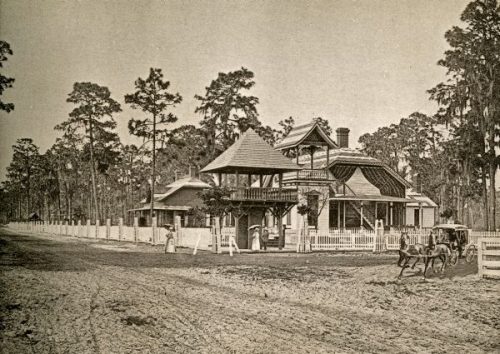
[{"xmin": 201, "ymin": 129, "xmax": 302, "ymax": 174}]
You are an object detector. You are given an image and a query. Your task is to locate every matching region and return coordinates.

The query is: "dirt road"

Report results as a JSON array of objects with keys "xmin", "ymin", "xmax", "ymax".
[{"xmin": 1, "ymin": 228, "xmax": 499, "ymax": 353}]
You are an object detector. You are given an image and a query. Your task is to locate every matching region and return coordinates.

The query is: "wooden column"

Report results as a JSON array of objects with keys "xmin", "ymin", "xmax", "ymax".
[
  {"xmin": 247, "ymin": 174, "xmax": 251, "ymax": 187},
  {"xmin": 310, "ymin": 149, "xmax": 314, "ymax": 169},
  {"xmin": 389, "ymin": 202, "xmax": 393, "ymax": 226},
  {"xmin": 419, "ymin": 202, "xmax": 423, "ymax": 230},
  {"xmin": 278, "ymin": 173, "xmax": 283, "ymax": 198},
  {"xmin": 218, "ymin": 172, "xmax": 222, "ymax": 187},
  {"xmin": 259, "ymin": 174, "xmax": 263, "ymax": 187},
  {"xmin": 375, "ymin": 202, "xmax": 378, "ymax": 223},
  {"xmin": 296, "ymin": 146, "xmax": 300, "ymax": 179},
  {"xmin": 337, "ymin": 201, "xmax": 341, "ymax": 228},
  {"xmin": 326, "ymin": 146, "xmax": 330, "ymax": 169},
  {"xmin": 360, "ymin": 202, "xmax": 364, "ymax": 228},
  {"xmin": 343, "ymin": 201, "xmax": 346, "ymax": 229}
]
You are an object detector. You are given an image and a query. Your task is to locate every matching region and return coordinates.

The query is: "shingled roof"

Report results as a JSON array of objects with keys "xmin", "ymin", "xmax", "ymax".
[
  {"xmin": 275, "ymin": 120, "xmax": 338, "ymax": 150},
  {"xmin": 299, "ymin": 148, "xmax": 411, "ymax": 188},
  {"xmin": 200, "ymin": 129, "xmax": 302, "ymax": 174}
]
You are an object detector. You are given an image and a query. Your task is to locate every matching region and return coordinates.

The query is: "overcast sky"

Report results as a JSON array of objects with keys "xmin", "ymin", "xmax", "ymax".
[{"xmin": 0, "ymin": 0, "xmax": 470, "ymax": 179}]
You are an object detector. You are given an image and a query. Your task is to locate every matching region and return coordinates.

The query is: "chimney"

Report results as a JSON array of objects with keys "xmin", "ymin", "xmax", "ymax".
[
  {"xmin": 189, "ymin": 165, "xmax": 199, "ymax": 178},
  {"xmin": 174, "ymin": 170, "xmax": 179, "ymax": 181},
  {"xmin": 336, "ymin": 128, "xmax": 350, "ymax": 148}
]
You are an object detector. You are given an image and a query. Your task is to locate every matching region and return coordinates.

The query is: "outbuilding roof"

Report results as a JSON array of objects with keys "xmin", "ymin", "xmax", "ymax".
[
  {"xmin": 275, "ymin": 120, "xmax": 338, "ymax": 150},
  {"xmin": 200, "ymin": 129, "xmax": 302, "ymax": 174},
  {"xmin": 139, "ymin": 176, "xmax": 210, "ymax": 204},
  {"xmin": 406, "ymin": 190, "xmax": 438, "ymax": 208}
]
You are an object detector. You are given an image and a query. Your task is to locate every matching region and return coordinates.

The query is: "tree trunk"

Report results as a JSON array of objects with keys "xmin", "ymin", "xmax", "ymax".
[
  {"xmin": 88, "ymin": 118, "xmax": 100, "ymax": 223},
  {"xmin": 482, "ymin": 166, "xmax": 489, "ymax": 230},
  {"xmin": 150, "ymin": 112, "xmax": 156, "ymax": 226},
  {"xmin": 489, "ymin": 159, "xmax": 496, "ymax": 231}
]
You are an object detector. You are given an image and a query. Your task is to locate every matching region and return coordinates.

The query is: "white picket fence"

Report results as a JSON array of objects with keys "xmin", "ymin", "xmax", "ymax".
[
  {"xmin": 310, "ymin": 229, "xmax": 376, "ymax": 251},
  {"xmin": 308, "ymin": 228, "xmax": 500, "ymax": 252},
  {"xmin": 7, "ymin": 221, "xmax": 212, "ymax": 251}
]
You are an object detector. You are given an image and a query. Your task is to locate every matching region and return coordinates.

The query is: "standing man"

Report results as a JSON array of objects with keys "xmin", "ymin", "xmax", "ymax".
[{"xmin": 261, "ymin": 227, "xmax": 269, "ymax": 251}]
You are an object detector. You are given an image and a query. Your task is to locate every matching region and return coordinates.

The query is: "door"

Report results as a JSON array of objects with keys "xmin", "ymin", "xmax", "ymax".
[
  {"xmin": 414, "ymin": 209, "xmax": 420, "ymax": 227},
  {"xmin": 236, "ymin": 215, "xmax": 248, "ymax": 249}
]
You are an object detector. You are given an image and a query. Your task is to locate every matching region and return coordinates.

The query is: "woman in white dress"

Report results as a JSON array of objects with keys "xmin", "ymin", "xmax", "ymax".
[{"xmin": 251, "ymin": 228, "xmax": 261, "ymax": 251}]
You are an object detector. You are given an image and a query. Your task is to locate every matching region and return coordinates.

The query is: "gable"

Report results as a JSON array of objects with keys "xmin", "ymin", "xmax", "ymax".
[{"xmin": 302, "ymin": 127, "xmax": 326, "ymax": 145}]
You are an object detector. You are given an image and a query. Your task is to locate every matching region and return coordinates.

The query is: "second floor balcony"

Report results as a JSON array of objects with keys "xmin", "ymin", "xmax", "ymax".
[
  {"xmin": 230, "ymin": 187, "xmax": 298, "ymax": 202},
  {"xmin": 283, "ymin": 169, "xmax": 333, "ymax": 182}
]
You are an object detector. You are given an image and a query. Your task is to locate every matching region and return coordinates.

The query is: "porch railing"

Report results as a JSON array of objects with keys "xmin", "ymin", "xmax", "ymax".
[
  {"xmin": 230, "ymin": 187, "xmax": 298, "ymax": 202},
  {"xmin": 283, "ymin": 169, "xmax": 331, "ymax": 181}
]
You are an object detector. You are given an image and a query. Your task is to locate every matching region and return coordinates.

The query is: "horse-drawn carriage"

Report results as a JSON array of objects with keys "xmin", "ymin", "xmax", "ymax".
[
  {"xmin": 398, "ymin": 223, "xmax": 476, "ymax": 279},
  {"xmin": 431, "ymin": 224, "xmax": 476, "ymax": 264}
]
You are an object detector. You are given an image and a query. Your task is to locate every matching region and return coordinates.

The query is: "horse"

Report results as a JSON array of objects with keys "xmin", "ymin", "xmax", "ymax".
[
  {"xmin": 422, "ymin": 243, "xmax": 451, "ymax": 278},
  {"xmin": 397, "ymin": 232, "xmax": 428, "ymax": 278},
  {"xmin": 398, "ymin": 231, "xmax": 452, "ymax": 279}
]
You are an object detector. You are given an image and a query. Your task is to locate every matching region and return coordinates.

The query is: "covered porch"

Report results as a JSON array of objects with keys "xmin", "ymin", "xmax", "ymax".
[{"xmin": 329, "ymin": 195, "xmax": 412, "ymax": 230}]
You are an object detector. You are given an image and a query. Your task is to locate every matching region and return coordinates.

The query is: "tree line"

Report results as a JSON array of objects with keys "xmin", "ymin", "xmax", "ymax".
[
  {"xmin": 359, "ymin": 0, "xmax": 500, "ymax": 230},
  {"xmin": 0, "ymin": 64, "xmax": 316, "ymax": 224}
]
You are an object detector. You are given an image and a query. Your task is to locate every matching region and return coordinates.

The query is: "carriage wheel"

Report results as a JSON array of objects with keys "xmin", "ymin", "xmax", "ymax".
[
  {"xmin": 465, "ymin": 245, "xmax": 476, "ymax": 263},
  {"xmin": 449, "ymin": 251, "xmax": 459, "ymax": 266}
]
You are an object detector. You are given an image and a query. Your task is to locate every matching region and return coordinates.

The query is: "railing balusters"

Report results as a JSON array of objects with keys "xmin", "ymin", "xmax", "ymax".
[{"xmin": 229, "ymin": 187, "xmax": 298, "ymax": 202}]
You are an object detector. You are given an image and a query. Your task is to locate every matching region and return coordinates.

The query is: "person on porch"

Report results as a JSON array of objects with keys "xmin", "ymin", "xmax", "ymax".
[{"xmin": 250, "ymin": 226, "xmax": 261, "ymax": 251}]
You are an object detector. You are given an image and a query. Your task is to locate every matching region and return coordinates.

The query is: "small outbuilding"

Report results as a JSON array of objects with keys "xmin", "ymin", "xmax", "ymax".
[
  {"xmin": 405, "ymin": 189, "xmax": 438, "ymax": 228},
  {"xmin": 130, "ymin": 167, "xmax": 210, "ymax": 227}
]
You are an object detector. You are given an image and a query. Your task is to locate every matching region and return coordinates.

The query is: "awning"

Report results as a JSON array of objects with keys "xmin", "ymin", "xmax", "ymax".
[{"xmin": 330, "ymin": 195, "xmax": 413, "ymax": 203}]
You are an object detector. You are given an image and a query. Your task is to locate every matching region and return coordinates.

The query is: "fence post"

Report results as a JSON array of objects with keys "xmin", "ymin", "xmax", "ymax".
[
  {"xmin": 71, "ymin": 220, "xmax": 75, "ymax": 237},
  {"xmin": 211, "ymin": 224, "xmax": 217, "ymax": 253},
  {"xmin": 96, "ymin": 219, "xmax": 100, "ymax": 238},
  {"xmin": 86, "ymin": 219, "xmax": 91, "ymax": 238},
  {"xmin": 118, "ymin": 218, "xmax": 123, "ymax": 241},
  {"xmin": 214, "ymin": 217, "xmax": 221, "ymax": 254},
  {"xmin": 133, "ymin": 217, "xmax": 138, "ymax": 243},
  {"xmin": 106, "ymin": 219, "xmax": 111, "ymax": 240},
  {"xmin": 477, "ymin": 237, "xmax": 483, "ymax": 279},
  {"xmin": 174, "ymin": 215, "xmax": 182, "ymax": 248},
  {"xmin": 351, "ymin": 232, "xmax": 355, "ymax": 249},
  {"xmin": 152, "ymin": 217, "xmax": 157, "ymax": 244},
  {"xmin": 77, "ymin": 220, "xmax": 81, "ymax": 237}
]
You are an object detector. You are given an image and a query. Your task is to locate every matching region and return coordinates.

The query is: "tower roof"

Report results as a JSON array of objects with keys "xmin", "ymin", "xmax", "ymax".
[
  {"xmin": 275, "ymin": 120, "xmax": 338, "ymax": 150},
  {"xmin": 200, "ymin": 129, "xmax": 302, "ymax": 174}
]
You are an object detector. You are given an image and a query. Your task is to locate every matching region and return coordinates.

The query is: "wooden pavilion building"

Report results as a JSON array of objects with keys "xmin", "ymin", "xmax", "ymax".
[
  {"xmin": 275, "ymin": 120, "xmax": 415, "ymax": 231},
  {"xmin": 200, "ymin": 129, "xmax": 302, "ymax": 249}
]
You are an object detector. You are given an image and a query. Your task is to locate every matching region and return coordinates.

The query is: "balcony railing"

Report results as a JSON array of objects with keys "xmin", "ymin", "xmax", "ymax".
[
  {"xmin": 283, "ymin": 169, "xmax": 331, "ymax": 181},
  {"xmin": 230, "ymin": 187, "xmax": 298, "ymax": 202}
]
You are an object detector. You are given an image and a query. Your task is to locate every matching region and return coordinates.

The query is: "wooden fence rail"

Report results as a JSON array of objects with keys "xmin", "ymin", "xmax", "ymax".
[{"xmin": 478, "ymin": 237, "xmax": 500, "ymax": 279}]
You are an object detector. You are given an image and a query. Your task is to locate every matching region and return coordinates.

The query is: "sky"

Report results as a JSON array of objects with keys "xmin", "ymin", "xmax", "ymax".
[{"xmin": 0, "ymin": 0, "xmax": 471, "ymax": 180}]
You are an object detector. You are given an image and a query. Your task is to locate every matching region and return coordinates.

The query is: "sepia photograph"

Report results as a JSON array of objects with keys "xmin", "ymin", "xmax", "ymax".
[{"xmin": 0, "ymin": 0, "xmax": 499, "ymax": 353}]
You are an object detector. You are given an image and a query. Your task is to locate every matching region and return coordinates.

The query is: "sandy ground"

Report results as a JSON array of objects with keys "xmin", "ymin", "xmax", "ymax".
[{"xmin": 0, "ymin": 228, "xmax": 499, "ymax": 354}]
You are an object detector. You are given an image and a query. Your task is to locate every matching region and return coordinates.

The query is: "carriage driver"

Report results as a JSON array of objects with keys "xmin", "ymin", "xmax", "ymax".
[{"xmin": 427, "ymin": 230, "xmax": 436, "ymax": 252}]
